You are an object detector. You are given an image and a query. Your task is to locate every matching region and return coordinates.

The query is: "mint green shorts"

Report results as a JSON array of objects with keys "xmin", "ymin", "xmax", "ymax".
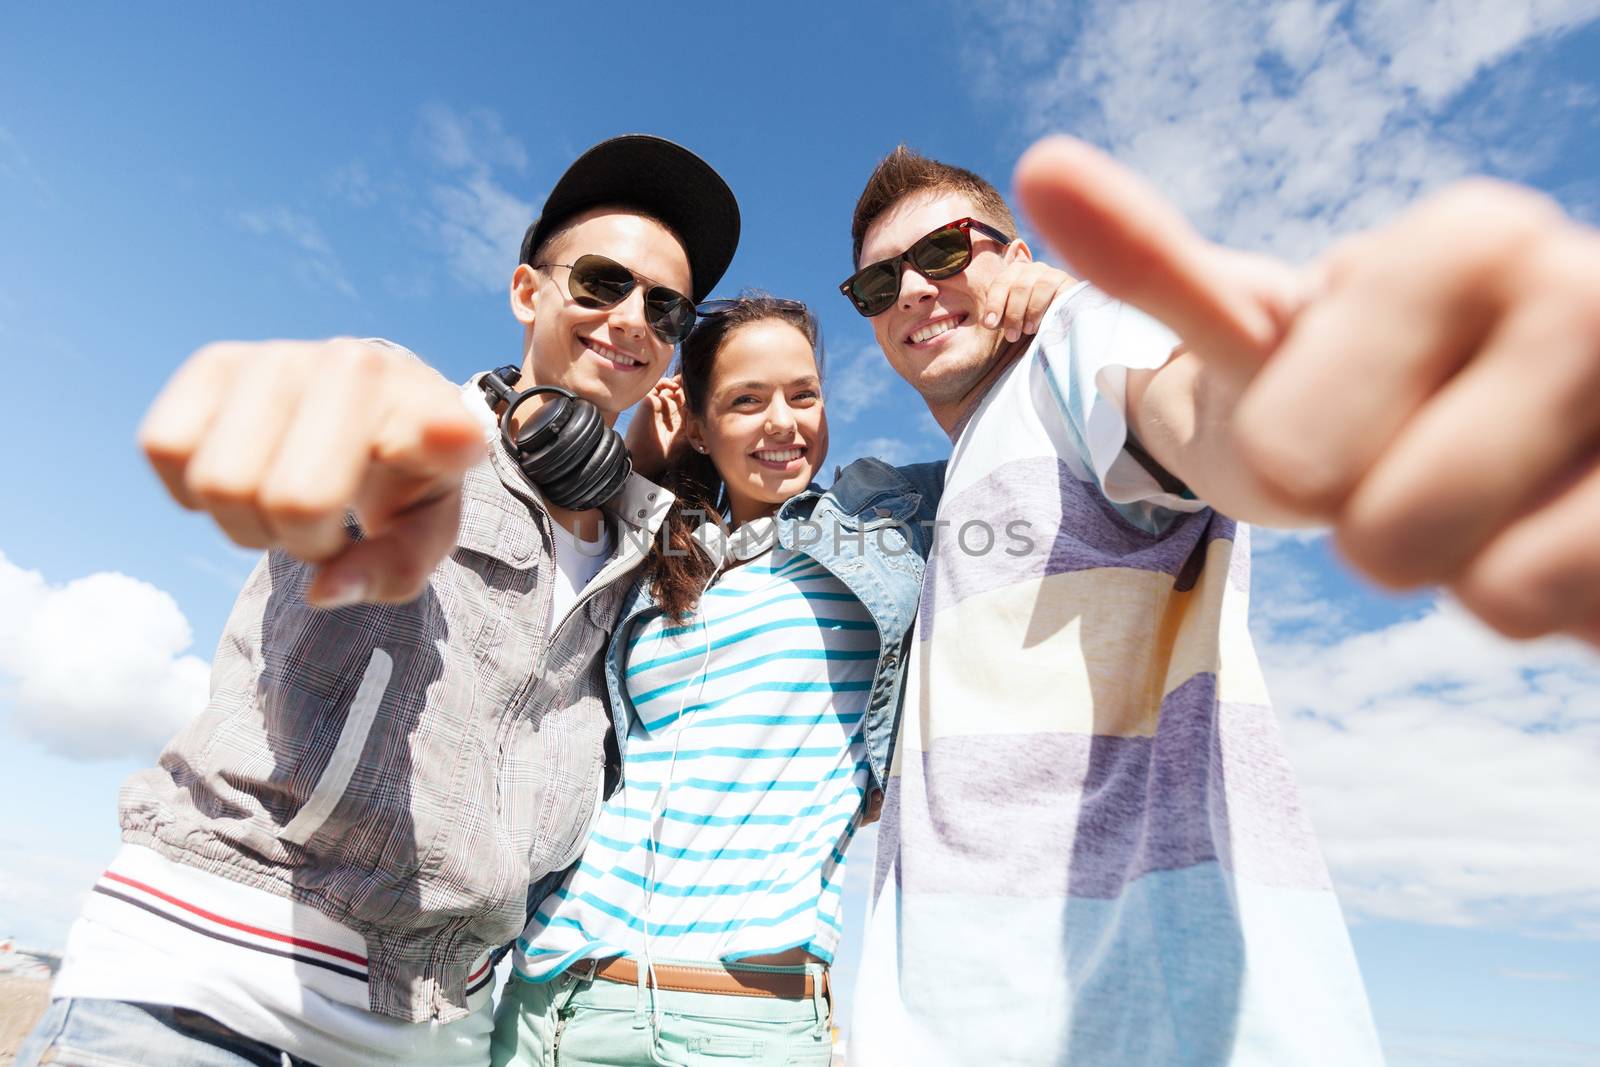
[{"xmin": 489, "ymin": 961, "xmax": 833, "ymax": 1067}]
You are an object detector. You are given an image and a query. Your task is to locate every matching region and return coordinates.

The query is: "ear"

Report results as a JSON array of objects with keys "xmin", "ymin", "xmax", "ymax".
[
  {"xmin": 686, "ymin": 413, "xmax": 709, "ymax": 455},
  {"xmin": 510, "ymin": 264, "xmax": 539, "ymax": 325},
  {"xmin": 1004, "ymin": 238, "xmax": 1036, "ymax": 264}
]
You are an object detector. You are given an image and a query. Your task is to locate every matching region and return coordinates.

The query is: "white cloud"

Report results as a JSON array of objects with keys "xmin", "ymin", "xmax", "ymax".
[
  {"xmin": 1257, "ymin": 596, "xmax": 1600, "ymax": 935},
  {"xmin": 427, "ymin": 173, "xmax": 535, "ymax": 293},
  {"xmin": 1555, "ymin": 176, "xmax": 1600, "ymax": 228},
  {"xmin": 824, "ymin": 341, "xmax": 901, "ymax": 425},
  {"xmin": 1499, "ymin": 969, "xmax": 1585, "ymax": 982},
  {"xmin": 1252, "ymin": 525, "xmax": 1329, "ymax": 550},
  {"xmin": 822, "ymin": 340, "xmax": 948, "ymax": 472},
  {"xmin": 236, "ymin": 206, "xmax": 358, "ymax": 299},
  {"xmin": 832, "ymin": 435, "xmax": 919, "ymax": 469},
  {"xmin": 1352, "ymin": 0, "xmax": 1597, "ymax": 106},
  {"xmin": 971, "ymin": 0, "xmax": 1600, "ymax": 259},
  {"xmin": 827, "ymin": 425, "xmax": 949, "ymax": 477},
  {"xmin": 416, "ymin": 103, "xmax": 529, "ymax": 175},
  {"xmin": 326, "ymin": 160, "xmax": 378, "ymax": 208},
  {"xmin": 0, "ymin": 550, "xmax": 209, "ymax": 761},
  {"xmin": 415, "ymin": 104, "xmax": 537, "ymax": 293},
  {"xmin": 185, "ymin": 548, "xmax": 258, "ymax": 593},
  {"xmin": 1384, "ymin": 1028, "xmax": 1600, "ymax": 1067},
  {"xmin": 0, "ymin": 837, "xmax": 104, "ymax": 948},
  {"xmin": 1248, "ymin": 555, "xmax": 1355, "ymax": 645}
]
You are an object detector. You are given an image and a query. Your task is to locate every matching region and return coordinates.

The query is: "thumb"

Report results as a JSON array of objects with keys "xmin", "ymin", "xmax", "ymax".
[
  {"xmin": 308, "ymin": 489, "xmax": 464, "ymax": 607},
  {"xmin": 1014, "ymin": 136, "xmax": 1298, "ymax": 370}
]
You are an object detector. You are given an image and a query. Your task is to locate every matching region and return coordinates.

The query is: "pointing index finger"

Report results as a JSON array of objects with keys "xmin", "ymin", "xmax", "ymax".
[{"xmin": 1014, "ymin": 136, "xmax": 1294, "ymax": 371}]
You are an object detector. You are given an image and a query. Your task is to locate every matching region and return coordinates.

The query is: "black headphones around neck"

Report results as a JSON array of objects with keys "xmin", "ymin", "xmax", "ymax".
[{"xmin": 478, "ymin": 365, "xmax": 632, "ymax": 511}]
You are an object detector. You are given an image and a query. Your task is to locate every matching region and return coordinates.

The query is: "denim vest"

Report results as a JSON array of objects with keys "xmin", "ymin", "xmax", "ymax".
[{"xmin": 602, "ymin": 456, "xmax": 946, "ymax": 794}]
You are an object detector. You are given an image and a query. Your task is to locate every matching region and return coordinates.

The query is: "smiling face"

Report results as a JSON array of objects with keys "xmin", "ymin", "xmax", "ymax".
[
  {"xmin": 689, "ymin": 317, "xmax": 828, "ymax": 526},
  {"xmin": 858, "ymin": 189, "xmax": 1020, "ymax": 422},
  {"xmin": 509, "ymin": 207, "xmax": 692, "ymax": 423}
]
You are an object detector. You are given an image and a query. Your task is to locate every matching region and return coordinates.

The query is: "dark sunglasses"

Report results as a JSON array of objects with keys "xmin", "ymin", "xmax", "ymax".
[
  {"xmin": 838, "ymin": 217, "xmax": 1013, "ymax": 317},
  {"xmin": 695, "ymin": 297, "xmax": 810, "ymax": 317},
  {"xmin": 535, "ymin": 254, "xmax": 697, "ymax": 344}
]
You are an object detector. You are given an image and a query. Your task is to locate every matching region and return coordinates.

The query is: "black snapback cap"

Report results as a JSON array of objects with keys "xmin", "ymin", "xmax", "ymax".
[{"xmin": 519, "ymin": 135, "xmax": 740, "ymax": 304}]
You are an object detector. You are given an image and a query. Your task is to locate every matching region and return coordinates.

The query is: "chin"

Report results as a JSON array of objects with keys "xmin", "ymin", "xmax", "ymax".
[
  {"xmin": 743, "ymin": 477, "xmax": 801, "ymax": 508},
  {"xmin": 582, "ymin": 371, "xmax": 648, "ymax": 412},
  {"xmin": 919, "ymin": 349, "xmax": 994, "ymax": 398}
]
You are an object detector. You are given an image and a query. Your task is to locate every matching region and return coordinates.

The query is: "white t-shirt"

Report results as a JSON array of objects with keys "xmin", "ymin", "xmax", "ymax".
[
  {"xmin": 53, "ymin": 845, "xmax": 495, "ymax": 1067},
  {"xmin": 544, "ymin": 517, "xmax": 614, "ymax": 875},
  {"xmin": 548, "ymin": 518, "xmax": 612, "ymax": 629}
]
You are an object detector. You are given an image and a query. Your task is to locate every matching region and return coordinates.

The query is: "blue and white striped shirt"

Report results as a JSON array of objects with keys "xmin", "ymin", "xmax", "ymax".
[{"xmin": 514, "ymin": 547, "xmax": 878, "ymax": 980}]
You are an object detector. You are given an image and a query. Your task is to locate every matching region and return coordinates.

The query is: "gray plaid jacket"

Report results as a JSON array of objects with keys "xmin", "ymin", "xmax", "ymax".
[{"xmin": 119, "ymin": 430, "xmax": 672, "ymax": 1023}]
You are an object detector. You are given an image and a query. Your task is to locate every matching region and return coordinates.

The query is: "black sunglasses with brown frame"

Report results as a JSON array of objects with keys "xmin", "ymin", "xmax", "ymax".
[{"xmin": 839, "ymin": 217, "xmax": 1013, "ymax": 317}]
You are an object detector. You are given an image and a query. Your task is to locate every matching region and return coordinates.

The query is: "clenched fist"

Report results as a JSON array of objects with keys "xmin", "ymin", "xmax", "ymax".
[{"xmin": 138, "ymin": 338, "xmax": 486, "ymax": 607}]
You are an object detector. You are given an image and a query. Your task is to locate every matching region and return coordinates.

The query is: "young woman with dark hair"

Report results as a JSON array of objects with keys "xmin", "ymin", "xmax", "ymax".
[{"xmin": 489, "ymin": 294, "xmax": 943, "ymax": 1066}]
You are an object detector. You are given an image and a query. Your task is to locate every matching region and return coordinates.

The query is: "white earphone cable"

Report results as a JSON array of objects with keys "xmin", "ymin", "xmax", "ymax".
[{"xmin": 637, "ymin": 535, "xmax": 726, "ymax": 1042}]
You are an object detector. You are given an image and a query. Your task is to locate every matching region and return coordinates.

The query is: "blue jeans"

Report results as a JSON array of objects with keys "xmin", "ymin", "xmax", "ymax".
[{"xmin": 15, "ymin": 998, "xmax": 313, "ymax": 1067}]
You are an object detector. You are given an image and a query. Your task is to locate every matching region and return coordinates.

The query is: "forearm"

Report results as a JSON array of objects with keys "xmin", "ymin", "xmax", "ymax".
[{"xmin": 1127, "ymin": 349, "xmax": 1322, "ymax": 528}]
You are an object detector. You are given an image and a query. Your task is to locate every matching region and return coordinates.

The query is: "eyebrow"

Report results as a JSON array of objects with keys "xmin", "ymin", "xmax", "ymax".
[{"xmin": 724, "ymin": 376, "xmax": 821, "ymax": 392}]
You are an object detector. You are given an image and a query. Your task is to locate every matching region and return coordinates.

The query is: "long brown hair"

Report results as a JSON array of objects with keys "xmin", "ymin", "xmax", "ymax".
[{"xmin": 644, "ymin": 293, "xmax": 822, "ymax": 621}]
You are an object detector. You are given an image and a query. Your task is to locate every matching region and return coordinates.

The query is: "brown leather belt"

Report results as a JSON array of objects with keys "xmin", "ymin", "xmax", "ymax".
[{"xmin": 583, "ymin": 956, "xmax": 828, "ymax": 1000}]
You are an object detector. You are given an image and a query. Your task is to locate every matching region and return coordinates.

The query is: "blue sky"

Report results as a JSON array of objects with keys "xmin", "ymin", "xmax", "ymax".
[{"xmin": 2, "ymin": 3, "xmax": 1598, "ymax": 1061}]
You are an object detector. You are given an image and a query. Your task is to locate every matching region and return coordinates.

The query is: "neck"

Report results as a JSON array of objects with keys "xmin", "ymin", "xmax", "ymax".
[
  {"xmin": 928, "ymin": 333, "xmax": 1029, "ymax": 437},
  {"xmin": 507, "ymin": 353, "xmax": 621, "ymax": 436},
  {"xmin": 545, "ymin": 500, "xmax": 606, "ymax": 541},
  {"xmin": 498, "ymin": 355, "xmax": 613, "ymax": 541},
  {"xmin": 728, "ymin": 495, "xmax": 781, "ymax": 528}
]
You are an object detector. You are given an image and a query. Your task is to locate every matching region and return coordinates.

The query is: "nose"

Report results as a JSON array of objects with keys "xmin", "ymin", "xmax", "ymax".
[
  {"xmin": 896, "ymin": 262, "xmax": 938, "ymax": 310},
  {"xmin": 764, "ymin": 401, "xmax": 797, "ymax": 438},
  {"xmin": 606, "ymin": 285, "xmax": 650, "ymax": 340}
]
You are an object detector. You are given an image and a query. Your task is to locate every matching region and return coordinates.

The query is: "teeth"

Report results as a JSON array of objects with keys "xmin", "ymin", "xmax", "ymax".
[
  {"xmin": 910, "ymin": 318, "xmax": 960, "ymax": 344},
  {"xmin": 755, "ymin": 448, "xmax": 802, "ymax": 462},
  {"xmin": 586, "ymin": 341, "xmax": 642, "ymax": 367}
]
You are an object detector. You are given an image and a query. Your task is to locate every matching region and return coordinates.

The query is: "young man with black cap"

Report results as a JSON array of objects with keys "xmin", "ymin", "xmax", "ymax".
[{"xmin": 18, "ymin": 135, "xmax": 739, "ymax": 1067}]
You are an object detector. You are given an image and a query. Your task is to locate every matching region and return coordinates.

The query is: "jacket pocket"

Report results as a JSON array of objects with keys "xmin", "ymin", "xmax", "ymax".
[{"xmin": 279, "ymin": 648, "xmax": 392, "ymax": 847}]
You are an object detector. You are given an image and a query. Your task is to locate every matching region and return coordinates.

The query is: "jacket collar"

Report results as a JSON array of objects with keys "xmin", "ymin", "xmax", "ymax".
[{"xmin": 465, "ymin": 374, "xmax": 674, "ymax": 522}]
